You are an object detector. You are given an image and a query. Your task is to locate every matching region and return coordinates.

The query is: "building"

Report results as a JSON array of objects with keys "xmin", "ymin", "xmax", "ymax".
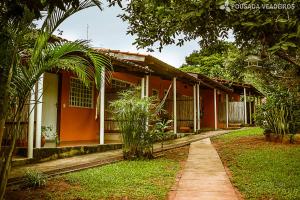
[{"xmin": 3, "ymin": 50, "xmax": 262, "ymax": 159}]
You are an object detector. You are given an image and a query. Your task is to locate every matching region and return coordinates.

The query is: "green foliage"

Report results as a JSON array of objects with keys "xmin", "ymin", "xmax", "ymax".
[
  {"xmin": 24, "ymin": 169, "xmax": 48, "ymax": 188},
  {"xmin": 110, "ymin": 87, "xmax": 158, "ymax": 160},
  {"xmin": 180, "ymin": 42, "xmax": 246, "ymax": 81},
  {"xmin": 213, "ymin": 128, "xmax": 300, "ymax": 200},
  {"xmin": 0, "ymin": 0, "xmax": 99, "ymax": 21},
  {"xmin": 243, "ymin": 54, "xmax": 300, "ymax": 141},
  {"xmin": 0, "ymin": 1, "xmax": 108, "ymax": 199},
  {"xmin": 114, "ymin": 0, "xmax": 299, "ymax": 67},
  {"xmin": 212, "ymin": 127, "xmax": 264, "ymax": 142},
  {"xmin": 255, "ymin": 93, "xmax": 299, "ymax": 140},
  {"xmin": 150, "ymin": 120, "xmax": 172, "ymax": 149},
  {"xmin": 58, "ymin": 159, "xmax": 180, "ymax": 200}
]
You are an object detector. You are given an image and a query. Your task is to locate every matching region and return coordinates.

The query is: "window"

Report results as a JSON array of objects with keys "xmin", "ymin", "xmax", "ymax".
[
  {"xmin": 69, "ymin": 78, "xmax": 93, "ymax": 108},
  {"xmin": 111, "ymin": 79, "xmax": 133, "ymax": 89}
]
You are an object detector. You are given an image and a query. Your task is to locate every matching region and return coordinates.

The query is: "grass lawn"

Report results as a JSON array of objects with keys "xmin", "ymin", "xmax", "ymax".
[
  {"xmin": 212, "ymin": 127, "xmax": 300, "ymax": 200},
  {"xmin": 6, "ymin": 146, "xmax": 189, "ymax": 200}
]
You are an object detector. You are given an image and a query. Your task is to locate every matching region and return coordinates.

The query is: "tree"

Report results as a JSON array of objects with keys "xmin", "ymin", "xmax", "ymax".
[
  {"xmin": 0, "ymin": 1, "xmax": 111, "ymax": 198},
  {"xmin": 0, "ymin": 0, "xmax": 102, "ymax": 151},
  {"xmin": 113, "ymin": 0, "xmax": 299, "ymax": 68},
  {"xmin": 180, "ymin": 42, "xmax": 245, "ymax": 81},
  {"xmin": 249, "ymin": 55, "xmax": 300, "ymax": 140}
]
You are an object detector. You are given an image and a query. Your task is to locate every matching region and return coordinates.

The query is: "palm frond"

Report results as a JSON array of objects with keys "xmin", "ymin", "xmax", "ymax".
[
  {"xmin": 11, "ymin": 40, "xmax": 112, "ymax": 99},
  {"xmin": 42, "ymin": 0, "xmax": 102, "ymax": 35}
]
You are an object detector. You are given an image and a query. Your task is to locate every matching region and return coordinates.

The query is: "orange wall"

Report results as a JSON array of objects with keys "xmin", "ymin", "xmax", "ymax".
[
  {"xmin": 230, "ymin": 93, "xmax": 240, "ymax": 101},
  {"xmin": 201, "ymin": 89, "xmax": 215, "ymax": 129},
  {"xmin": 218, "ymin": 92, "xmax": 226, "ymax": 129},
  {"xmin": 149, "ymin": 76, "xmax": 193, "ymax": 98},
  {"xmin": 111, "ymin": 72, "xmax": 141, "ymax": 85},
  {"xmin": 60, "ymin": 70, "xmax": 226, "ymax": 142},
  {"xmin": 59, "ymin": 71, "xmax": 142, "ymax": 142},
  {"xmin": 59, "ymin": 72, "xmax": 99, "ymax": 142},
  {"xmin": 201, "ymin": 89, "xmax": 229, "ymax": 129}
]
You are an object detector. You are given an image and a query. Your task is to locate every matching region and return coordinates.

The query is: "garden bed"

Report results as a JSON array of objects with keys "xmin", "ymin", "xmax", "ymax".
[
  {"xmin": 5, "ymin": 146, "xmax": 189, "ymax": 200},
  {"xmin": 212, "ymin": 127, "xmax": 300, "ymax": 200}
]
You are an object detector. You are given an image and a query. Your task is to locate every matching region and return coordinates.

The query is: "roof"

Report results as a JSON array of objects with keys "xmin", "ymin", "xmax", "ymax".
[
  {"xmin": 99, "ymin": 49, "xmax": 200, "ymax": 85},
  {"xmin": 95, "ymin": 49, "xmax": 234, "ymax": 93},
  {"xmin": 95, "ymin": 49, "xmax": 152, "ymax": 74},
  {"xmin": 188, "ymin": 72, "xmax": 233, "ymax": 93},
  {"xmin": 213, "ymin": 78, "xmax": 263, "ymax": 96}
]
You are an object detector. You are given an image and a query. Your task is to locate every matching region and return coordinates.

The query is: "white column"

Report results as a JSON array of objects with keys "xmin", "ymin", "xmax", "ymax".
[
  {"xmin": 249, "ymin": 91, "xmax": 252, "ymax": 125},
  {"xmin": 193, "ymin": 85, "xmax": 197, "ymax": 132},
  {"xmin": 173, "ymin": 77, "xmax": 177, "ymax": 134},
  {"xmin": 244, "ymin": 88, "xmax": 247, "ymax": 124},
  {"xmin": 145, "ymin": 75, "xmax": 149, "ymax": 97},
  {"xmin": 28, "ymin": 86, "xmax": 35, "ymax": 158},
  {"xmin": 214, "ymin": 88, "xmax": 217, "ymax": 130},
  {"xmin": 226, "ymin": 94, "xmax": 229, "ymax": 128},
  {"xmin": 35, "ymin": 74, "xmax": 44, "ymax": 148},
  {"xmin": 197, "ymin": 84, "xmax": 200, "ymax": 130},
  {"xmin": 99, "ymin": 69, "xmax": 105, "ymax": 144},
  {"xmin": 141, "ymin": 77, "xmax": 145, "ymax": 98}
]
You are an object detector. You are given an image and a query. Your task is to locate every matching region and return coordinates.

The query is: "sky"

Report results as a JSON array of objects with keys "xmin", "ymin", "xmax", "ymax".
[{"xmin": 51, "ymin": 4, "xmax": 200, "ymax": 68}]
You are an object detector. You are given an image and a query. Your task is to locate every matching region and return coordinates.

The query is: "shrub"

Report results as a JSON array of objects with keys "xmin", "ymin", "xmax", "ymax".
[
  {"xmin": 110, "ymin": 88, "xmax": 158, "ymax": 160},
  {"xmin": 23, "ymin": 169, "xmax": 48, "ymax": 188},
  {"xmin": 150, "ymin": 120, "xmax": 173, "ymax": 149},
  {"xmin": 255, "ymin": 91, "xmax": 300, "ymax": 142}
]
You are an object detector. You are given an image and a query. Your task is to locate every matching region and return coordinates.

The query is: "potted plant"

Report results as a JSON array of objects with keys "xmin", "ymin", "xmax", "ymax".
[{"xmin": 41, "ymin": 126, "xmax": 52, "ymax": 147}]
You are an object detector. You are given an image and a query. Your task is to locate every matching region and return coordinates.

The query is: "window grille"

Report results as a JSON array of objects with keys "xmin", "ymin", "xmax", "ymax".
[{"xmin": 69, "ymin": 78, "xmax": 93, "ymax": 108}]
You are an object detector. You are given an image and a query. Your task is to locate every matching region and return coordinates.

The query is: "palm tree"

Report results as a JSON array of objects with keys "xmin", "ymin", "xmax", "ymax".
[{"xmin": 0, "ymin": 1, "xmax": 112, "ymax": 198}]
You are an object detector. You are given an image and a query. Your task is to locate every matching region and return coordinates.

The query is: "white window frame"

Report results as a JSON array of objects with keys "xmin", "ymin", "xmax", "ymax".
[{"xmin": 69, "ymin": 77, "xmax": 94, "ymax": 109}]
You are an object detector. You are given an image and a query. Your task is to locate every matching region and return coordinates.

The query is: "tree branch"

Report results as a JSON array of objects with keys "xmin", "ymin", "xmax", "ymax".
[{"xmin": 275, "ymin": 51, "xmax": 300, "ymax": 69}]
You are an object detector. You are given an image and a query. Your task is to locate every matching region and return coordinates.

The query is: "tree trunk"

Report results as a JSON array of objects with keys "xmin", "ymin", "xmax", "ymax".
[
  {"xmin": 0, "ymin": 110, "xmax": 23, "ymax": 200},
  {"xmin": 0, "ymin": 132, "xmax": 16, "ymax": 200},
  {"xmin": 0, "ymin": 65, "xmax": 13, "ymax": 150},
  {"xmin": 0, "ymin": 120, "xmax": 5, "ymax": 149},
  {"xmin": 0, "ymin": 31, "xmax": 14, "ymax": 150}
]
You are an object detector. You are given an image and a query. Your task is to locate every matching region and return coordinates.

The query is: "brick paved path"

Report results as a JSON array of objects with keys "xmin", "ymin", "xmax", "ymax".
[{"xmin": 169, "ymin": 138, "xmax": 239, "ymax": 200}]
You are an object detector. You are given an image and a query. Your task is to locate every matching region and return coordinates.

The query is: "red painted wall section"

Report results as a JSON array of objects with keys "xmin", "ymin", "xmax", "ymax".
[
  {"xmin": 148, "ymin": 76, "xmax": 193, "ymax": 122},
  {"xmin": 59, "ymin": 70, "xmax": 197, "ymax": 142},
  {"xmin": 230, "ymin": 93, "xmax": 240, "ymax": 101},
  {"xmin": 148, "ymin": 76, "xmax": 193, "ymax": 98},
  {"xmin": 59, "ymin": 71, "xmax": 143, "ymax": 142},
  {"xmin": 200, "ymin": 91, "xmax": 241, "ymax": 130},
  {"xmin": 218, "ymin": 92, "xmax": 226, "ymax": 129},
  {"xmin": 201, "ymin": 89, "xmax": 215, "ymax": 129},
  {"xmin": 60, "ymin": 72, "xmax": 99, "ymax": 142},
  {"xmin": 177, "ymin": 81, "xmax": 193, "ymax": 96},
  {"xmin": 111, "ymin": 72, "xmax": 141, "ymax": 85},
  {"xmin": 201, "ymin": 89, "xmax": 229, "ymax": 129}
]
